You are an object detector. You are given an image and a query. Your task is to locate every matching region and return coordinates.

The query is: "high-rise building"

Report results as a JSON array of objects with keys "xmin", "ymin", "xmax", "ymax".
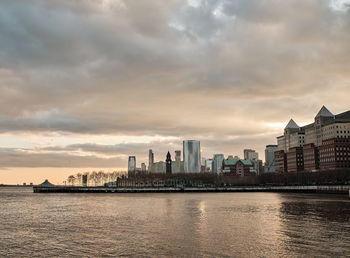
[
  {"xmin": 183, "ymin": 140, "xmax": 201, "ymax": 173},
  {"xmin": 128, "ymin": 156, "xmax": 136, "ymax": 173},
  {"xmin": 166, "ymin": 151, "xmax": 172, "ymax": 174},
  {"xmin": 148, "ymin": 149, "xmax": 154, "ymax": 173},
  {"xmin": 265, "ymin": 145, "xmax": 278, "ymax": 172},
  {"xmin": 212, "ymin": 154, "xmax": 224, "ymax": 173}
]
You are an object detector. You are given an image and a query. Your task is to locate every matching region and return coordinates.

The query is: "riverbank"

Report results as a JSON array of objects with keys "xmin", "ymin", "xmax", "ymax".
[{"xmin": 33, "ymin": 185, "xmax": 350, "ymax": 195}]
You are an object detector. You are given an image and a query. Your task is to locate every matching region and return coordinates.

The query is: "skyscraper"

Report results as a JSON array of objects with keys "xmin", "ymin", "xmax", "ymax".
[
  {"xmin": 212, "ymin": 154, "xmax": 224, "ymax": 173},
  {"xmin": 265, "ymin": 145, "xmax": 278, "ymax": 172},
  {"xmin": 148, "ymin": 149, "xmax": 154, "ymax": 173},
  {"xmin": 183, "ymin": 140, "xmax": 201, "ymax": 173},
  {"xmin": 128, "ymin": 156, "xmax": 136, "ymax": 173}
]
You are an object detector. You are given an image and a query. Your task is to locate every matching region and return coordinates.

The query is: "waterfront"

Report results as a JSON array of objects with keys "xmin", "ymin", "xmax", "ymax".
[{"xmin": 1, "ymin": 188, "xmax": 350, "ymax": 257}]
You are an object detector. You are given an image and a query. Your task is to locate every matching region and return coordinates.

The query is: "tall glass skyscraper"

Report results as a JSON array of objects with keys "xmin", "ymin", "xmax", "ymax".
[
  {"xmin": 128, "ymin": 156, "xmax": 136, "ymax": 173},
  {"xmin": 212, "ymin": 154, "xmax": 224, "ymax": 173},
  {"xmin": 183, "ymin": 140, "xmax": 201, "ymax": 173}
]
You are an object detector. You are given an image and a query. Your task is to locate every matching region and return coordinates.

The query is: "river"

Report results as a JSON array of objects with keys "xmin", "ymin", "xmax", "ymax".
[{"xmin": 0, "ymin": 187, "xmax": 349, "ymax": 257}]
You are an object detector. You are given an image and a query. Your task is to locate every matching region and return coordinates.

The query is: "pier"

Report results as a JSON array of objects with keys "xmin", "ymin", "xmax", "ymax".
[{"xmin": 33, "ymin": 185, "xmax": 350, "ymax": 194}]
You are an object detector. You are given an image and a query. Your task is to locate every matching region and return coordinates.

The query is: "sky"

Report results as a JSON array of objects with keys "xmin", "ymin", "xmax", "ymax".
[{"xmin": 1, "ymin": 0, "xmax": 350, "ymax": 184}]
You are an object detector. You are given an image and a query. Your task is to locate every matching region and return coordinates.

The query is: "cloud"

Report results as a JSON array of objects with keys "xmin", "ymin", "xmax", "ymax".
[
  {"xmin": 0, "ymin": 147, "xmax": 126, "ymax": 168},
  {"xmin": 0, "ymin": 0, "xmax": 350, "ymax": 169}
]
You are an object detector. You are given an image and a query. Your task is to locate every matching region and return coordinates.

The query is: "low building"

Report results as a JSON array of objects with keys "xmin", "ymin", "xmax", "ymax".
[{"xmin": 222, "ymin": 158, "xmax": 255, "ymax": 176}]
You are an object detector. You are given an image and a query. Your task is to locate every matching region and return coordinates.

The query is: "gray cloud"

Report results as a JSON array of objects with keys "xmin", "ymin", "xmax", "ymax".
[{"xmin": 0, "ymin": 0, "xmax": 350, "ymax": 168}]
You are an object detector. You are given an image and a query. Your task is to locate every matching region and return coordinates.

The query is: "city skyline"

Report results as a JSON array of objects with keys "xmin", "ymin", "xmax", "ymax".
[{"xmin": 1, "ymin": 0, "xmax": 350, "ymax": 184}]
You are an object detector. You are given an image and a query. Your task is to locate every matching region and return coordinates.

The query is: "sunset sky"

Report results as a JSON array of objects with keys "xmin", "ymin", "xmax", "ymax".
[{"xmin": 1, "ymin": 0, "xmax": 350, "ymax": 184}]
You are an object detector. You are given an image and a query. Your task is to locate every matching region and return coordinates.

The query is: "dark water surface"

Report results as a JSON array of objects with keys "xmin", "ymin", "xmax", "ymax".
[{"xmin": 0, "ymin": 188, "xmax": 349, "ymax": 257}]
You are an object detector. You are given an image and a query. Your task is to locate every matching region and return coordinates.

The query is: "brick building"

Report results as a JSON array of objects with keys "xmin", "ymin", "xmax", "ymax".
[
  {"xmin": 275, "ymin": 106, "xmax": 350, "ymax": 172},
  {"xmin": 303, "ymin": 143, "xmax": 319, "ymax": 171},
  {"xmin": 274, "ymin": 150, "xmax": 287, "ymax": 173},
  {"xmin": 286, "ymin": 147, "xmax": 304, "ymax": 172}
]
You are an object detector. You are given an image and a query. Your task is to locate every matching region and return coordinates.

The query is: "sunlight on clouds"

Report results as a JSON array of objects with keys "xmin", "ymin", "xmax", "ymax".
[{"xmin": 329, "ymin": 0, "xmax": 350, "ymax": 11}]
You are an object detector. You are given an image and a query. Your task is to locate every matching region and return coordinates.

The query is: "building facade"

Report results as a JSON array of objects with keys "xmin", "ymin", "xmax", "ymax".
[
  {"xmin": 212, "ymin": 154, "xmax": 224, "ymax": 173},
  {"xmin": 183, "ymin": 140, "xmax": 201, "ymax": 173},
  {"xmin": 222, "ymin": 157, "xmax": 254, "ymax": 176},
  {"xmin": 128, "ymin": 156, "xmax": 136, "ymax": 173},
  {"xmin": 275, "ymin": 106, "xmax": 350, "ymax": 172},
  {"xmin": 265, "ymin": 145, "xmax": 278, "ymax": 172}
]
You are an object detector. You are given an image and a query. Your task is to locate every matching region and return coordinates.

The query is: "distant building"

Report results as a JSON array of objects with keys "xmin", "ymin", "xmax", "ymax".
[
  {"xmin": 212, "ymin": 154, "xmax": 224, "ymax": 173},
  {"xmin": 141, "ymin": 163, "xmax": 147, "ymax": 172},
  {"xmin": 204, "ymin": 159, "xmax": 213, "ymax": 172},
  {"xmin": 183, "ymin": 140, "xmax": 201, "ymax": 173},
  {"xmin": 166, "ymin": 151, "xmax": 172, "ymax": 174},
  {"xmin": 243, "ymin": 149, "xmax": 262, "ymax": 174},
  {"xmin": 244, "ymin": 149, "xmax": 259, "ymax": 160},
  {"xmin": 148, "ymin": 149, "xmax": 154, "ymax": 173},
  {"xmin": 222, "ymin": 157, "xmax": 255, "ymax": 176},
  {"xmin": 265, "ymin": 145, "xmax": 278, "ymax": 173},
  {"xmin": 153, "ymin": 161, "xmax": 166, "ymax": 173},
  {"xmin": 175, "ymin": 150, "xmax": 181, "ymax": 162},
  {"xmin": 128, "ymin": 156, "xmax": 136, "ymax": 173}
]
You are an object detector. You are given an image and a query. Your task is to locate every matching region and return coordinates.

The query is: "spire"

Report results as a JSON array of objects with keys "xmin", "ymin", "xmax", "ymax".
[
  {"xmin": 316, "ymin": 106, "xmax": 334, "ymax": 117},
  {"xmin": 166, "ymin": 151, "xmax": 171, "ymax": 160},
  {"xmin": 285, "ymin": 119, "xmax": 299, "ymax": 129}
]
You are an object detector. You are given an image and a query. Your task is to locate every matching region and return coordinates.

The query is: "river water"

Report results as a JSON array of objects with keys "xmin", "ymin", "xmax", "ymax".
[{"xmin": 0, "ymin": 187, "xmax": 349, "ymax": 257}]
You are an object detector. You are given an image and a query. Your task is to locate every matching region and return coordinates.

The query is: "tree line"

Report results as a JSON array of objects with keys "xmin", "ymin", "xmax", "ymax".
[{"xmin": 66, "ymin": 171, "xmax": 127, "ymax": 186}]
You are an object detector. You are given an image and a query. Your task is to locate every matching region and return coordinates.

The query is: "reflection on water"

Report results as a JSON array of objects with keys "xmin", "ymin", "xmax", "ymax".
[{"xmin": 0, "ymin": 188, "xmax": 349, "ymax": 257}]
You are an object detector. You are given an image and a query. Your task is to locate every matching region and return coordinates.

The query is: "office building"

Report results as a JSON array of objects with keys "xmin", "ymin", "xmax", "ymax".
[
  {"xmin": 128, "ymin": 156, "xmax": 136, "ymax": 175},
  {"xmin": 212, "ymin": 154, "xmax": 224, "ymax": 173},
  {"xmin": 265, "ymin": 145, "xmax": 278, "ymax": 173},
  {"xmin": 275, "ymin": 106, "xmax": 350, "ymax": 172},
  {"xmin": 244, "ymin": 149, "xmax": 259, "ymax": 160},
  {"xmin": 148, "ymin": 149, "xmax": 154, "ymax": 173},
  {"xmin": 204, "ymin": 159, "xmax": 213, "ymax": 172},
  {"xmin": 183, "ymin": 140, "xmax": 201, "ymax": 173}
]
